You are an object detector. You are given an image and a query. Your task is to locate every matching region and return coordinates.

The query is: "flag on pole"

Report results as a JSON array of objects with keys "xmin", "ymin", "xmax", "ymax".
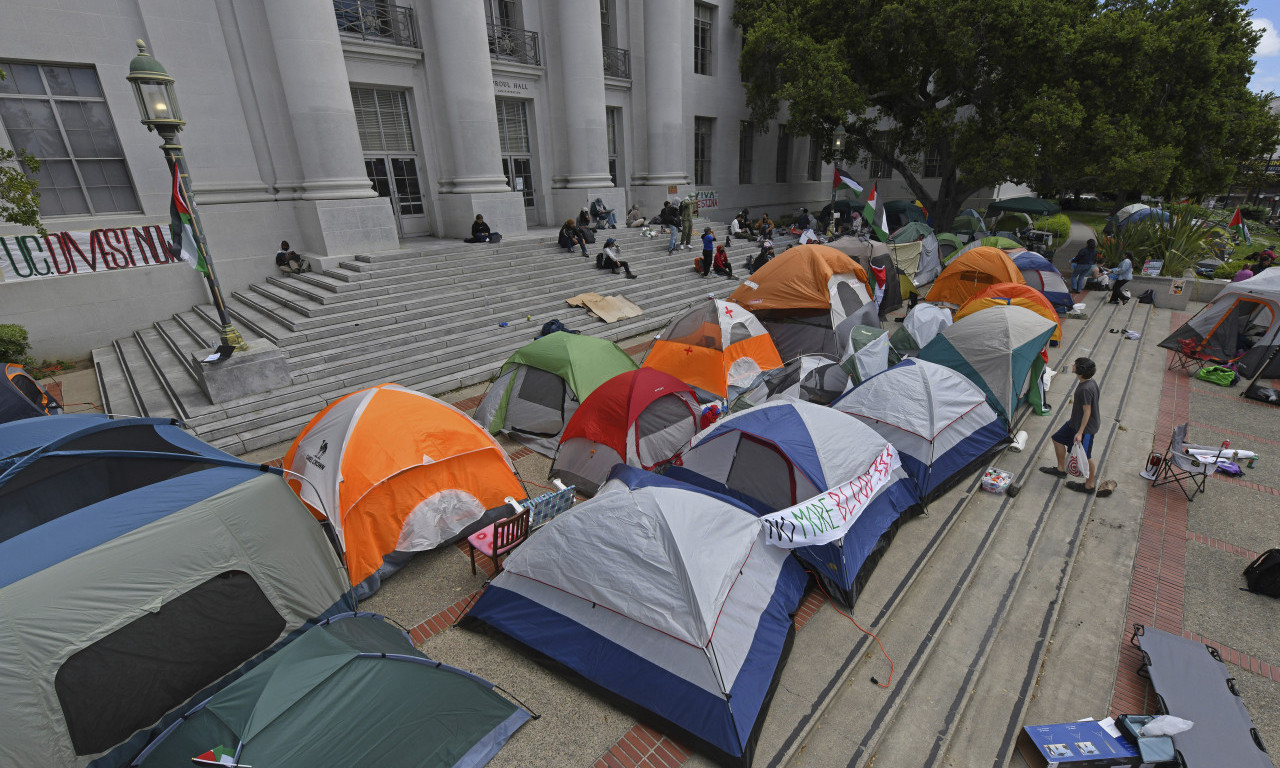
[
  {"xmin": 169, "ymin": 164, "xmax": 207, "ymax": 274},
  {"xmin": 1228, "ymin": 207, "xmax": 1252, "ymax": 245},
  {"xmin": 861, "ymin": 182, "xmax": 891, "ymax": 240},
  {"xmin": 832, "ymin": 166, "xmax": 863, "ymax": 195}
]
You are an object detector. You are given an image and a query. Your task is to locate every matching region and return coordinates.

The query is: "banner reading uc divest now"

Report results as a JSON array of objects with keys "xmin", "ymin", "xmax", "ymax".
[
  {"xmin": 760, "ymin": 444, "xmax": 900, "ymax": 549},
  {"xmin": 0, "ymin": 225, "xmax": 178, "ymax": 284}
]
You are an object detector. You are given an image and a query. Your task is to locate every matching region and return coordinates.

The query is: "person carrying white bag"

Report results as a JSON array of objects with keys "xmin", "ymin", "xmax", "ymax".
[{"xmin": 1039, "ymin": 357, "xmax": 1112, "ymax": 497}]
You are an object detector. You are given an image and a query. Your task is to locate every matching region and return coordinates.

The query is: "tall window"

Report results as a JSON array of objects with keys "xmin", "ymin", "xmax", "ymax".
[
  {"xmin": 739, "ymin": 121, "xmax": 754, "ymax": 184},
  {"xmin": 776, "ymin": 123, "xmax": 790, "ymax": 183},
  {"xmin": 0, "ymin": 61, "xmax": 139, "ymax": 217},
  {"xmin": 923, "ymin": 144, "xmax": 942, "ymax": 178},
  {"xmin": 606, "ymin": 107, "xmax": 620, "ymax": 186},
  {"xmin": 807, "ymin": 135, "xmax": 822, "ymax": 181},
  {"xmin": 350, "ymin": 87, "xmax": 414, "ymax": 152},
  {"xmin": 869, "ymin": 132, "xmax": 893, "ymax": 178},
  {"xmin": 599, "ymin": 0, "xmax": 616, "ymax": 46},
  {"xmin": 694, "ymin": 116, "xmax": 713, "ymax": 186},
  {"xmin": 485, "ymin": 0, "xmax": 520, "ymax": 27},
  {"xmin": 694, "ymin": 3, "xmax": 714, "ymax": 75}
]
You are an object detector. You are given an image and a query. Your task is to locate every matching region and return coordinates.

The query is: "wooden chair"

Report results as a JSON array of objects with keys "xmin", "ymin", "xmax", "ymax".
[{"xmin": 468, "ymin": 508, "xmax": 530, "ymax": 576}]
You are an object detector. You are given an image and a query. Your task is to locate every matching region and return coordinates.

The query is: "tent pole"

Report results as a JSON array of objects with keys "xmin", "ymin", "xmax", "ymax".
[{"xmin": 1239, "ymin": 342, "xmax": 1280, "ymax": 403}]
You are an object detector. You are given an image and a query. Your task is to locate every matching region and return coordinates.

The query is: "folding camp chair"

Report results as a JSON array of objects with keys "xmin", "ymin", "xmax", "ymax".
[
  {"xmin": 1150, "ymin": 423, "xmax": 1220, "ymax": 501},
  {"xmin": 1168, "ymin": 336, "xmax": 1247, "ymax": 373}
]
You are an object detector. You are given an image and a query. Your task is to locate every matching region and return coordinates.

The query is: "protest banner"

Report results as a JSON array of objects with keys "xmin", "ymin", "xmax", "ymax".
[
  {"xmin": 759, "ymin": 444, "xmax": 900, "ymax": 548},
  {"xmin": 0, "ymin": 225, "xmax": 177, "ymax": 284}
]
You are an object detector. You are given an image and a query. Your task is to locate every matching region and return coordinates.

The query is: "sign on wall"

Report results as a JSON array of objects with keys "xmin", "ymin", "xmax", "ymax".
[
  {"xmin": 696, "ymin": 190, "xmax": 718, "ymax": 210},
  {"xmin": 0, "ymin": 225, "xmax": 179, "ymax": 283}
]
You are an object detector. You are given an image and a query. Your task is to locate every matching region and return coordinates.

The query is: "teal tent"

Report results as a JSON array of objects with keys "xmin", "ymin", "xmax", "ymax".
[
  {"xmin": 887, "ymin": 221, "xmax": 934, "ymax": 244},
  {"xmin": 918, "ymin": 305, "xmax": 1057, "ymax": 424},
  {"xmin": 986, "ymin": 196, "xmax": 1061, "ymax": 216},
  {"xmin": 135, "ymin": 613, "xmax": 530, "ymax": 768}
]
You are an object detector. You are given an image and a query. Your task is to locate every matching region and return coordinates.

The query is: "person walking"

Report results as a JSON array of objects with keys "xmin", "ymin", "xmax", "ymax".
[
  {"xmin": 1039, "ymin": 357, "xmax": 1111, "ymax": 496},
  {"xmin": 698, "ymin": 226, "xmax": 717, "ymax": 277},
  {"xmin": 1109, "ymin": 250, "xmax": 1133, "ymax": 304},
  {"xmin": 680, "ymin": 193, "xmax": 696, "ymax": 250},
  {"xmin": 661, "ymin": 200, "xmax": 681, "ymax": 254},
  {"xmin": 1070, "ymin": 239, "xmax": 1098, "ymax": 293}
]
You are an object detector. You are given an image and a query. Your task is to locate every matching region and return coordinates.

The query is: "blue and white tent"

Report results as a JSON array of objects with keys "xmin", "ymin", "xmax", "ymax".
[
  {"xmin": 464, "ymin": 465, "xmax": 805, "ymax": 767},
  {"xmin": 0, "ymin": 415, "xmax": 354, "ymax": 768},
  {"xmin": 664, "ymin": 400, "xmax": 921, "ymax": 608},
  {"xmin": 1012, "ymin": 252, "xmax": 1073, "ymax": 310},
  {"xmin": 832, "ymin": 359, "xmax": 1010, "ymax": 503}
]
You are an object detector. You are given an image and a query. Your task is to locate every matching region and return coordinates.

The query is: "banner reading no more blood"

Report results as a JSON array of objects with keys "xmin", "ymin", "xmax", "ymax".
[
  {"xmin": 0, "ymin": 225, "xmax": 180, "ymax": 283},
  {"xmin": 760, "ymin": 444, "xmax": 901, "ymax": 549}
]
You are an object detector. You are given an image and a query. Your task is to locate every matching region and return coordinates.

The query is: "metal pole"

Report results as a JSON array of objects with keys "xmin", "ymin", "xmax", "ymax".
[{"xmin": 157, "ymin": 128, "xmax": 248, "ymax": 352}]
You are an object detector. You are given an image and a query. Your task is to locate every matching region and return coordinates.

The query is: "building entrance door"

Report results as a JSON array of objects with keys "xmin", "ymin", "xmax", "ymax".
[
  {"xmin": 364, "ymin": 156, "xmax": 427, "ymax": 236},
  {"xmin": 496, "ymin": 98, "xmax": 538, "ymax": 225},
  {"xmin": 351, "ymin": 86, "xmax": 430, "ymax": 237}
]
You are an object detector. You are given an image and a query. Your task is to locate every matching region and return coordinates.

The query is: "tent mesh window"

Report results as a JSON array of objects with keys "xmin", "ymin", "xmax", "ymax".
[
  {"xmin": 507, "ymin": 367, "xmax": 567, "ymax": 435},
  {"xmin": 10, "ymin": 372, "xmax": 45, "ymax": 407},
  {"xmin": 0, "ymin": 436, "xmax": 214, "ymax": 544},
  {"xmin": 55, "ymin": 570, "xmax": 286, "ymax": 756},
  {"xmin": 725, "ymin": 435, "xmax": 796, "ymax": 511},
  {"xmin": 661, "ymin": 307, "xmax": 721, "ymax": 348}
]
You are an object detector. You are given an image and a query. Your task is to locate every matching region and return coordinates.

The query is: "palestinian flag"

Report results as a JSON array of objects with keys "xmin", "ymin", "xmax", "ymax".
[
  {"xmin": 192, "ymin": 745, "xmax": 245, "ymax": 766},
  {"xmin": 1229, "ymin": 207, "xmax": 1252, "ymax": 245},
  {"xmin": 862, "ymin": 183, "xmax": 891, "ymax": 241},
  {"xmin": 833, "ymin": 166, "xmax": 863, "ymax": 195},
  {"xmin": 169, "ymin": 164, "xmax": 207, "ymax": 274}
]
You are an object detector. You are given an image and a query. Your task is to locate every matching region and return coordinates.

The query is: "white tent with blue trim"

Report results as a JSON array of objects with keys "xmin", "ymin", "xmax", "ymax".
[
  {"xmin": 464, "ymin": 465, "xmax": 805, "ymax": 767},
  {"xmin": 663, "ymin": 400, "xmax": 921, "ymax": 607},
  {"xmin": 832, "ymin": 359, "xmax": 1010, "ymax": 503}
]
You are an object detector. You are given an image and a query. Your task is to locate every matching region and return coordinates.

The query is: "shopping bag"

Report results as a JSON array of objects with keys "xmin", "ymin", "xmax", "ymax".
[{"xmin": 1066, "ymin": 440, "xmax": 1091, "ymax": 479}]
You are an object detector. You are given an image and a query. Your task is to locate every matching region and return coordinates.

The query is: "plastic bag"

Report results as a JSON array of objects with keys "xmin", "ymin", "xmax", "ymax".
[
  {"xmin": 1139, "ymin": 715, "xmax": 1194, "ymax": 737},
  {"xmin": 1067, "ymin": 440, "xmax": 1091, "ymax": 479}
]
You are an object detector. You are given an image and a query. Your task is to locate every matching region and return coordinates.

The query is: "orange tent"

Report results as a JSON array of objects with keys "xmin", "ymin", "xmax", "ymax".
[
  {"xmin": 956, "ymin": 282, "xmax": 1062, "ymax": 343},
  {"xmin": 284, "ymin": 384, "xmax": 525, "ymax": 590},
  {"xmin": 730, "ymin": 243, "xmax": 872, "ymax": 312},
  {"xmin": 925, "ymin": 246, "xmax": 1025, "ymax": 308},
  {"xmin": 644, "ymin": 299, "xmax": 783, "ymax": 399}
]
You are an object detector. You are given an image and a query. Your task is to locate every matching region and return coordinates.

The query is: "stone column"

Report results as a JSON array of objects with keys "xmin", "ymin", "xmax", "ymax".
[
  {"xmin": 642, "ymin": 0, "xmax": 689, "ymax": 188},
  {"xmin": 262, "ymin": 0, "xmax": 398, "ymax": 254},
  {"xmin": 424, "ymin": 1, "xmax": 527, "ymax": 236},
  {"xmin": 556, "ymin": 0, "xmax": 612, "ymax": 189}
]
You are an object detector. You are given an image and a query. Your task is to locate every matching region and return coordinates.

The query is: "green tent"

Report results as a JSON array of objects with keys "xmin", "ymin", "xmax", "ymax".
[
  {"xmin": 135, "ymin": 615, "xmax": 530, "ymax": 768},
  {"xmin": 936, "ymin": 232, "xmax": 966, "ymax": 264},
  {"xmin": 887, "ymin": 220, "xmax": 934, "ymax": 244},
  {"xmin": 473, "ymin": 331, "xmax": 639, "ymax": 455},
  {"xmin": 986, "ymin": 196, "xmax": 1061, "ymax": 216}
]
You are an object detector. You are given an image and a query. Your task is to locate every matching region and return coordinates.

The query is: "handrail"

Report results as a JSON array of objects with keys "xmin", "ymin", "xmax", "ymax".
[
  {"xmin": 487, "ymin": 23, "xmax": 541, "ymax": 66},
  {"xmin": 333, "ymin": 0, "xmax": 419, "ymax": 48}
]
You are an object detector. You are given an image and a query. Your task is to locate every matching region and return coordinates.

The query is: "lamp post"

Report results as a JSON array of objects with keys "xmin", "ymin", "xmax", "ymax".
[
  {"xmin": 126, "ymin": 40, "xmax": 247, "ymax": 352},
  {"xmin": 832, "ymin": 124, "xmax": 847, "ymax": 157}
]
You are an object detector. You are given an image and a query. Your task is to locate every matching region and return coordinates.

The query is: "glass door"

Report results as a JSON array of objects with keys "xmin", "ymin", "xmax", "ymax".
[{"xmin": 496, "ymin": 98, "xmax": 538, "ymax": 225}]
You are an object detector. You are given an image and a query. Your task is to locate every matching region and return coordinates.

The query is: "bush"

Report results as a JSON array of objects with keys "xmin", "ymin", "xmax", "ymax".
[
  {"xmin": 1214, "ymin": 259, "xmax": 1252, "ymax": 280},
  {"xmin": 1097, "ymin": 208, "xmax": 1213, "ymax": 276},
  {"xmin": 1241, "ymin": 203, "xmax": 1269, "ymax": 222},
  {"xmin": 0, "ymin": 323, "xmax": 35, "ymax": 369},
  {"xmin": 1033, "ymin": 213, "xmax": 1071, "ymax": 240}
]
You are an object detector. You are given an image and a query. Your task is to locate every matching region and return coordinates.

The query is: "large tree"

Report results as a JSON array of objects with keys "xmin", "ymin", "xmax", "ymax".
[{"xmin": 735, "ymin": 0, "xmax": 1277, "ymax": 229}]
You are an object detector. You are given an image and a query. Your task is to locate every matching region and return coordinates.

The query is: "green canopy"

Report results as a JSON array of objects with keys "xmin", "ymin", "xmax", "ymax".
[
  {"xmin": 500, "ymin": 331, "xmax": 637, "ymax": 398},
  {"xmin": 985, "ymin": 196, "xmax": 1061, "ymax": 216},
  {"xmin": 137, "ymin": 615, "xmax": 529, "ymax": 768},
  {"xmin": 978, "ymin": 235, "xmax": 1026, "ymax": 250}
]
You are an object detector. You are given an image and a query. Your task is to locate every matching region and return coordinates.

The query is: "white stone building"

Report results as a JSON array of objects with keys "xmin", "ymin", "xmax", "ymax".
[{"xmin": 0, "ymin": 0, "xmax": 984, "ymax": 358}]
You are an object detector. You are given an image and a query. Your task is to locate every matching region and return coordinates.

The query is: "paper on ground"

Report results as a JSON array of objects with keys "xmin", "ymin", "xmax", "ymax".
[{"xmin": 565, "ymin": 292, "xmax": 643, "ymax": 323}]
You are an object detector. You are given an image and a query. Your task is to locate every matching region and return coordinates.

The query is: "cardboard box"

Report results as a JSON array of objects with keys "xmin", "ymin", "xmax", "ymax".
[{"xmin": 1016, "ymin": 721, "xmax": 1143, "ymax": 767}]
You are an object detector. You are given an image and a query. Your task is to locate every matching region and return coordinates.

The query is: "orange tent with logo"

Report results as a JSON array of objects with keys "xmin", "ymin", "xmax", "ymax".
[
  {"xmin": 925, "ymin": 246, "xmax": 1025, "ymax": 308},
  {"xmin": 284, "ymin": 384, "xmax": 525, "ymax": 591},
  {"xmin": 956, "ymin": 282, "xmax": 1062, "ymax": 343},
  {"xmin": 644, "ymin": 299, "xmax": 783, "ymax": 400}
]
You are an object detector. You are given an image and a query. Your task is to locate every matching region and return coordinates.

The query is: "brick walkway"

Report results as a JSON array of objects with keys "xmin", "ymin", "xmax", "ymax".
[{"xmin": 1110, "ymin": 312, "xmax": 1280, "ymax": 716}]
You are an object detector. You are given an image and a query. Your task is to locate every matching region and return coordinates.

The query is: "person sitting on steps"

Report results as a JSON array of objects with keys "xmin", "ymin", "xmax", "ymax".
[
  {"xmin": 710, "ymin": 244, "xmax": 734, "ymax": 279},
  {"xmin": 577, "ymin": 207, "xmax": 597, "ymax": 232},
  {"xmin": 625, "ymin": 204, "xmax": 646, "ymax": 227},
  {"xmin": 756, "ymin": 213, "xmax": 775, "ymax": 241},
  {"xmin": 729, "ymin": 212, "xmax": 754, "ymax": 243},
  {"xmin": 746, "ymin": 239, "xmax": 775, "ymax": 273},
  {"xmin": 591, "ymin": 198, "xmax": 618, "ymax": 229},
  {"xmin": 1109, "ymin": 250, "xmax": 1133, "ymax": 304},
  {"xmin": 596, "ymin": 238, "xmax": 637, "ymax": 278},
  {"xmin": 275, "ymin": 240, "xmax": 308, "ymax": 274},
  {"xmin": 559, "ymin": 218, "xmax": 589, "ymax": 256},
  {"xmin": 464, "ymin": 214, "xmax": 499, "ymax": 243}
]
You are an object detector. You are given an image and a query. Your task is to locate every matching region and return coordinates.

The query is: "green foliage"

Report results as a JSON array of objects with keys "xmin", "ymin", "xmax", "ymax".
[
  {"xmin": 1034, "ymin": 213, "xmax": 1071, "ymax": 240},
  {"xmin": 0, "ymin": 324, "xmax": 35, "ymax": 369},
  {"xmin": 1099, "ymin": 208, "xmax": 1213, "ymax": 276},
  {"xmin": 992, "ymin": 214, "xmax": 1028, "ymax": 232},
  {"xmin": 30, "ymin": 359, "xmax": 74, "ymax": 379},
  {"xmin": 1240, "ymin": 203, "xmax": 1270, "ymax": 222},
  {"xmin": 1214, "ymin": 259, "xmax": 1252, "ymax": 279},
  {"xmin": 0, "ymin": 66, "xmax": 45, "ymax": 234}
]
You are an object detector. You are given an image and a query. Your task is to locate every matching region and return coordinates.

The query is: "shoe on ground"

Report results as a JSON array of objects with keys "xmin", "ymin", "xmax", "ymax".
[
  {"xmin": 1039, "ymin": 466, "xmax": 1067, "ymax": 478},
  {"xmin": 625, "ymin": 273, "xmax": 637, "ymax": 279}
]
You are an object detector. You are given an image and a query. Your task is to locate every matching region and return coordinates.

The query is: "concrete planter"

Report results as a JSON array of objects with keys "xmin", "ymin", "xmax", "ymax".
[{"xmin": 1127, "ymin": 275, "xmax": 1190, "ymax": 310}]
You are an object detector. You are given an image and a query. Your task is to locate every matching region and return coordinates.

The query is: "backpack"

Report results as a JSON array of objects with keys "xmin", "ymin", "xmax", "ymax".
[
  {"xmin": 1195, "ymin": 364, "xmax": 1238, "ymax": 387},
  {"xmin": 538, "ymin": 319, "xmax": 580, "ymax": 339},
  {"xmin": 1243, "ymin": 549, "xmax": 1280, "ymax": 597},
  {"xmin": 1137, "ymin": 289, "xmax": 1155, "ymax": 304}
]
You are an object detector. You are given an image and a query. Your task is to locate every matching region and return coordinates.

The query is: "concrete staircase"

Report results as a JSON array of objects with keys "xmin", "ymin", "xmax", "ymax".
[{"xmin": 92, "ymin": 221, "xmax": 789, "ymax": 455}]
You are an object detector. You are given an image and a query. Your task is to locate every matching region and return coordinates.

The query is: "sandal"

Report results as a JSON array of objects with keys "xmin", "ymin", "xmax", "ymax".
[
  {"xmin": 1094, "ymin": 479, "xmax": 1116, "ymax": 498},
  {"xmin": 1066, "ymin": 481, "xmax": 1096, "ymax": 494},
  {"xmin": 1039, "ymin": 466, "xmax": 1068, "ymax": 478}
]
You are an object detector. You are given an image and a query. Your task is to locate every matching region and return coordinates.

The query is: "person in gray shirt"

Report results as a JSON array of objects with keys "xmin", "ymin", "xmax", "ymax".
[{"xmin": 1040, "ymin": 357, "xmax": 1111, "ymax": 496}]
